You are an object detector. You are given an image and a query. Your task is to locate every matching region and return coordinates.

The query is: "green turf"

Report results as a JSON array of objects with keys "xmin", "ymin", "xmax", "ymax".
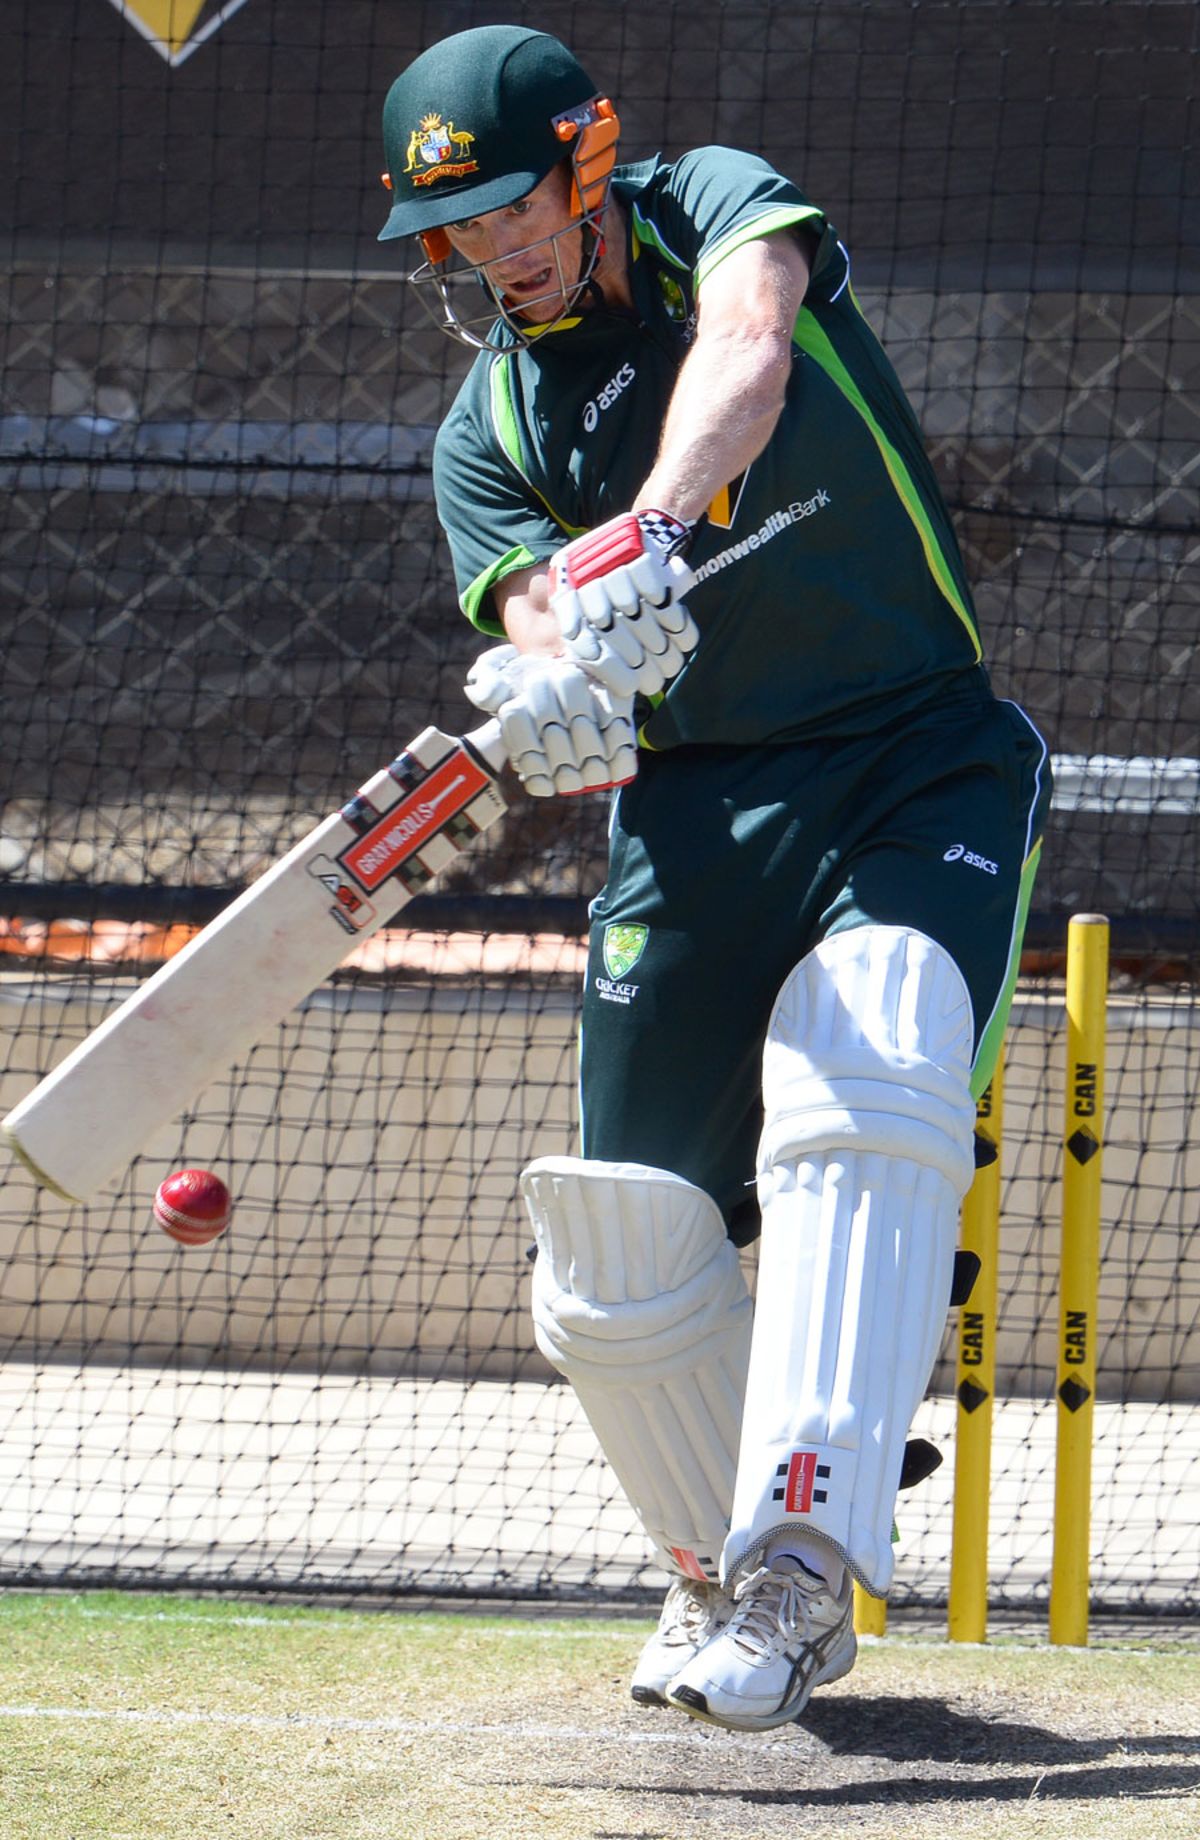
[{"xmin": 0, "ymin": 1592, "xmax": 1196, "ymax": 1840}]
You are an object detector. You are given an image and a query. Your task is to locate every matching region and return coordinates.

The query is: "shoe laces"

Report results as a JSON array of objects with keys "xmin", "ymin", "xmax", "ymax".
[
  {"xmin": 663, "ymin": 1578, "xmax": 722, "ymax": 1645},
  {"xmin": 726, "ymin": 1564, "xmax": 819, "ymax": 1660}
]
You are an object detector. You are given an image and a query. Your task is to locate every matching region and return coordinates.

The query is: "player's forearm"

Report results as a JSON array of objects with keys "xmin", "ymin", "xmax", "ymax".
[
  {"xmin": 498, "ymin": 566, "xmax": 562, "ymax": 656},
  {"xmin": 633, "ymin": 324, "xmax": 794, "ymax": 524}
]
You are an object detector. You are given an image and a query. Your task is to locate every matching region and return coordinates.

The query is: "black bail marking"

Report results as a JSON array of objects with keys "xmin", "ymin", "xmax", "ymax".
[
  {"xmin": 1058, "ymin": 1375, "xmax": 1091, "ymax": 1413},
  {"xmin": 973, "ymin": 1131, "xmax": 999, "ymax": 1169},
  {"xmin": 951, "ymin": 1249, "xmax": 983, "ymax": 1307},
  {"xmin": 899, "ymin": 1437, "xmax": 943, "ymax": 1489},
  {"xmin": 1067, "ymin": 1127, "xmax": 1100, "ymax": 1165}
]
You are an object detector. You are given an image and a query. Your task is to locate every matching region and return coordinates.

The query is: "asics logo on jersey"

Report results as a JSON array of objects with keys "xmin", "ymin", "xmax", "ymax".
[
  {"xmin": 944, "ymin": 843, "xmax": 999, "ymax": 875},
  {"xmin": 583, "ymin": 363, "xmax": 636, "ymax": 431}
]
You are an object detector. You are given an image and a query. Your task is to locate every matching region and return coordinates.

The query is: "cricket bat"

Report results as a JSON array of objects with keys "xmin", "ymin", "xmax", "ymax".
[{"xmin": 2, "ymin": 720, "xmax": 508, "ymax": 1202}]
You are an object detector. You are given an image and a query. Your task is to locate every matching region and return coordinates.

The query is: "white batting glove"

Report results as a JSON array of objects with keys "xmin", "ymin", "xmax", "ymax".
[
  {"xmin": 549, "ymin": 510, "xmax": 700, "ymax": 699},
  {"xmin": 464, "ymin": 644, "xmax": 638, "ymax": 798}
]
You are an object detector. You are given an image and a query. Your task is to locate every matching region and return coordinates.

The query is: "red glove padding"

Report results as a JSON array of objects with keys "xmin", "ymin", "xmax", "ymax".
[{"xmin": 549, "ymin": 511, "xmax": 699, "ymax": 699}]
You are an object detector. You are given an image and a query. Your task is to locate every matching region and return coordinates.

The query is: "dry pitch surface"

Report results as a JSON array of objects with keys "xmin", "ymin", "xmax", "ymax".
[{"xmin": 0, "ymin": 1593, "xmax": 1197, "ymax": 1840}]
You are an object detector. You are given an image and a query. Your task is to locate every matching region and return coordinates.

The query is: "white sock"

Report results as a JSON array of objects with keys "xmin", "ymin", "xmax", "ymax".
[{"xmin": 765, "ymin": 1531, "xmax": 847, "ymax": 1598}]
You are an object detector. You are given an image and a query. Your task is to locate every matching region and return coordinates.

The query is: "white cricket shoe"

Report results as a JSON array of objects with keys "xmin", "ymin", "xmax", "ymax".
[
  {"xmin": 631, "ymin": 1576, "xmax": 735, "ymax": 1707},
  {"xmin": 665, "ymin": 1558, "xmax": 857, "ymax": 1730}
]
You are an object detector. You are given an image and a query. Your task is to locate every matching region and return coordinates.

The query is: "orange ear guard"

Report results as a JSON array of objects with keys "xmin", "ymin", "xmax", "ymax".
[
  {"xmin": 552, "ymin": 96, "xmax": 620, "ymax": 219},
  {"xmin": 383, "ymin": 169, "xmax": 449, "ymax": 259},
  {"xmin": 420, "ymin": 227, "xmax": 452, "ymax": 265}
]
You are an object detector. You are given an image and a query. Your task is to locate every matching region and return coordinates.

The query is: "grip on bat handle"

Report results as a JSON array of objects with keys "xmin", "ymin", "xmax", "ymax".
[{"xmin": 464, "ymin": 718, "xmax": 507, "ymax": 778}]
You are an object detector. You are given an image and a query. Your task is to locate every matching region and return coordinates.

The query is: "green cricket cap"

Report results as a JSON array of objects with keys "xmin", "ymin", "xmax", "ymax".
[{"xmin": 378, "ymin": 26, "xmax": 599, "ymax": 241}]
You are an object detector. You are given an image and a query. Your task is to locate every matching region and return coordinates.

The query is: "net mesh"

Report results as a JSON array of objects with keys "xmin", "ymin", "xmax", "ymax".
[{"xmin": 0, "ymin": 0, "xmax": 1197, "ymax": 1616}]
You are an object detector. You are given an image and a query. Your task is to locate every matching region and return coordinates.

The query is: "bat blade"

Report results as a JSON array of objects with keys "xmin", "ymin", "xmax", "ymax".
[{"xmin": 2, "ymin": 722, "xmax": 507, "ymax": 1202}]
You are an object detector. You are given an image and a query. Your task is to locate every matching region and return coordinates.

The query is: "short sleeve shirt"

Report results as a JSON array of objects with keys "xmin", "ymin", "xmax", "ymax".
[{"xmin": 433, "ymin": 146, "xmax": 984, "ymax": 747}]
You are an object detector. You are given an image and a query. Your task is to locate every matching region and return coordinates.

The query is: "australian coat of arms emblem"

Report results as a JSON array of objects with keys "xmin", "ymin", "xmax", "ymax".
[{"xmin": 404, "ymin": 113, "xmax": 479, "ymax": 188}]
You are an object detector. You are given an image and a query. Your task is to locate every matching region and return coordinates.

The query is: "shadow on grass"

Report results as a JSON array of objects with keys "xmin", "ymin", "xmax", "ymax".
[
  {"xmin": 524, "ymin": 1693, "xmax": 1200, "ymax": 1813},
  {"xmin": 798, "ymin": 1692, "xmax": 1186, "ymax": 1767}
]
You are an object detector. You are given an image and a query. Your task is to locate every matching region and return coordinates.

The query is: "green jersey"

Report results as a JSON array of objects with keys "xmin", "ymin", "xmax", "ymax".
[{"xmin": 433, "ymin": 145, "xmax": 984, "ymax": 746}]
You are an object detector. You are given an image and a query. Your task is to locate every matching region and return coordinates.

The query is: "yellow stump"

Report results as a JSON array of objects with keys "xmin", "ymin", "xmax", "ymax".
[
  {"xmin": 1049, "ymin": 914, "xmax": 1109, "ymax": 1646},
  {"xmin": 948, "ymin": 1056, "xmax": 1004, "ymax": 1642},
  {"xmin": 853, "ymin": 1580, "xmax": 887, "ymax": 1637}
]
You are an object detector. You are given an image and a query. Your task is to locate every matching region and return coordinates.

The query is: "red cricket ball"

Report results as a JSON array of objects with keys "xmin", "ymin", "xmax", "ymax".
[{"xmin": 152, "ymin": 1168, "xmax": 232, "ymax": 1247}]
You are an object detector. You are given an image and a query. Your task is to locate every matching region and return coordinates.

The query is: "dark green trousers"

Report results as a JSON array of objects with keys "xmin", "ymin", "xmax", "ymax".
[{"xmin": 580, "ymin": 675, "xmax": 1051, "ymax": 1244}]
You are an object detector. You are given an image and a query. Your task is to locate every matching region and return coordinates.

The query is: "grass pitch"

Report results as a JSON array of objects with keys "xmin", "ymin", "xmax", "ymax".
[{"xmin": 0, "ymin": 1592, "xmax": 1196, "ymax": 1840}]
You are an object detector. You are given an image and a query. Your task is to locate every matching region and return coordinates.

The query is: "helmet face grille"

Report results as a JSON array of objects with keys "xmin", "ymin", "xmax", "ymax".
[{"xmin": 408, "ymin": 199, "xmax": 610, "ymax": 354}]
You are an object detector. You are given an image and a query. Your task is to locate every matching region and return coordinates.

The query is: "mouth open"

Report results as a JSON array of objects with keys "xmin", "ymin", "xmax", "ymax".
[{"xmin": 501, "ymin": 267, "xmax": 555, "ymax": 300}]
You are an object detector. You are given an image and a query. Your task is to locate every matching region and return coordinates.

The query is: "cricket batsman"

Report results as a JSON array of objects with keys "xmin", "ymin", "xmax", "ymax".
[{"xmin": 377, "ymin": 24, "xmax": 1051, "ymax": 1731}]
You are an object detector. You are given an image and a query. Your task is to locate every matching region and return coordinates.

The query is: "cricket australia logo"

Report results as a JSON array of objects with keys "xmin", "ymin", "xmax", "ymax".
[
  {"xmin": 656, "ymin": 271, "xmax": 697, "ymax": 342},
  {"xmin": 404, "ymin": 113, "xmax": 479, "ymax": 189},
  {"xmin": 603, "ymin": 923, "xmax": 648, "ymax": 979},
  {"xmin": 657, "ymin": 272, "xmax": 687, "ymax": 321},
  {"xmin": 596, "ymin": 923, "xmax": 648, "ymax": 1006}
]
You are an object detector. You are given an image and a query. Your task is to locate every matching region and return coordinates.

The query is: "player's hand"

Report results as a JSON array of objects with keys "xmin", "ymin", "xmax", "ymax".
[
  {"xmin": 463, "ymin": 645, "xmax": 638, "ymax": 798},
  {"xmin": 549, "ymin": 510, "xmax": 699, "ymax": 699}
]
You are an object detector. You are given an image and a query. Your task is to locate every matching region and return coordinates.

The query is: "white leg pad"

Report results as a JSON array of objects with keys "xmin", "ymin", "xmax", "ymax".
[
  {"xmin": 522, "ymin": 1156, "xmax": 751, "ymax": 1582},
  {"xmin": 724, "ymin": 926, "xmax": 977, "ymax": 1594}
]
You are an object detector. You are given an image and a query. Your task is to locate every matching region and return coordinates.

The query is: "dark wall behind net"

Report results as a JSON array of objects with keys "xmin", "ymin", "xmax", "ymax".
[{"xmin": 2, "ymin": 0, "xmax": 1197, "ymax": 932}]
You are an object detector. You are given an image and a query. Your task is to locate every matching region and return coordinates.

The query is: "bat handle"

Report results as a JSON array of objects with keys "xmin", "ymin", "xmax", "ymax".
[{"xmin": 464, "ymin": 718, "xmax": 507, "ymax": 777}]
